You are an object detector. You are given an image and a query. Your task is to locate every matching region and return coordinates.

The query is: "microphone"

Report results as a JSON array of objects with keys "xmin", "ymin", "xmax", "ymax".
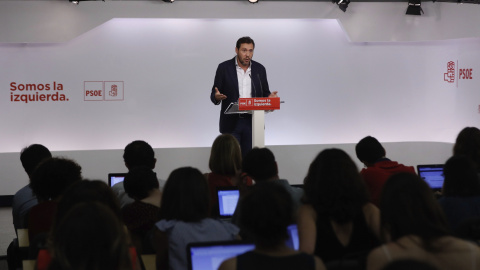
[
  {"xmin": 249, "ymin": 73, "xmax": 258, "ymax": 97},
  {"xmin": 257, "ymin": 74, "xmax": 264, "ymax": 97}
]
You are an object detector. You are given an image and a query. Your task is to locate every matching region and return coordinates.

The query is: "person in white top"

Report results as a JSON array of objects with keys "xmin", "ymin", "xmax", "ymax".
[
  {"xmin": 111, "ymin": 140, "xmax": 165, "ymax": 208},
  {"xmin": 367, "ymin": 172, "xmax": 480, "ymax": 270}
]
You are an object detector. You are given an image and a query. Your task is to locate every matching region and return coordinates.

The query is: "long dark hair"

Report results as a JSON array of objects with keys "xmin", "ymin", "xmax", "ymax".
[
  {"xmin": 443, "ymin": 155, "xmax": 480, "ymax": 197},
  {"xmin": 238, "ymin": 182, "xmax": 294, "ymax": 248},
  {"xmin": 380, "ymin": 172, "xmax": 450, "ymax": 251},
  {"xmin": 159, "ymin": 167, "xmax": 210, "ymax": 222},
  {"xmin": 453, "ymin": 127, "xmax": 480, "ymax": 172},
  {"xmin": 304, "ymin": 148, "xmax": 369, "ymax": 223}
]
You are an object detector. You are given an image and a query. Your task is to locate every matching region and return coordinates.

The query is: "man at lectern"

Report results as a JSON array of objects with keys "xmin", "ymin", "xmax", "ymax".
[{"xmin": 210, "ymin": 36, "xmax": 278, "ymax": 157}]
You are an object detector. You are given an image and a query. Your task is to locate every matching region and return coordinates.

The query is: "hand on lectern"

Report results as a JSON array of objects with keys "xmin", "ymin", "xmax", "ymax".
[
  {"xmin": 268, "ymin": 91, "xmax": 278, "ymax": 98},
  {"xmin": 214, "ymin": 87, "xmax": 227, "ymax": 102},
  {"xmin": 267, "ymin": 91, "xmax": 279, "ymax": 112}
]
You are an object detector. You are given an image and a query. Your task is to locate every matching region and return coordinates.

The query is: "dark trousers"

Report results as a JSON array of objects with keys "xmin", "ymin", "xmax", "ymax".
[{"xmin": 230, "ymin": 116, "xmax": 252, "ymax": 158}]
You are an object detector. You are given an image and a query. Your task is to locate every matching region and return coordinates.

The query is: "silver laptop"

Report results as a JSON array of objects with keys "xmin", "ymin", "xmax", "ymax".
[
  {"xmin": 108, "ymin": 173, "xmax": 127, "ymax": 187},
  {"xmin": 187, "ymin": 240, "xmax": 255, "ymax": 270},
  {"xmin": 417, "ymin": 164, "xmax": 444, "ymax": 191}
]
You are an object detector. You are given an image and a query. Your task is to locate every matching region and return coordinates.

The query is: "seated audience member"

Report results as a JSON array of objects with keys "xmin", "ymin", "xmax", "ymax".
[
  {"xmin": 153, "ymin": 167, "xmax": 239, "ymax": 270},
  {"xmin": 242, "ymin": 147, "xmax": 303, "ymax": 210},
  {"xmin": 219, "ymin": 182, "xmax": 325, "ymax": 270},
  {"xmin": 112, "ymin": 140, "xmax": 165, "ymax": 208},
  {"xmin": 206, "ymin": 134, "xmax": 252, "ymax": 217},
  {"xmin": 12, "ymin": 144, "xmax": 52, "ymax": 231},
  {"xmin": 47, "ymin": 202, "xmax": 133, "ymax": 270},
  {"xmin": 122, "ymin": 166, "xmax": 161, "ymax": 254},
  {"xmin": 367, "ymin": 172, "xmax": 480, "ymax": 270},
  {"xmin": 36, "ymin": 180, "xmax": 139, "ymax": 270},
  {"xmin": 54, "ymin": 180, "xmax": 122, "ymax": 224},
  {"xmin": 355, "ymin": 136, "xmax": 415, "ymax": 206},
  {"xmin": 438, "ymin": 155, "xmax": 480, "ymax": 232},
  {"xmin": 8, "ymin": 144, "xmax": 52, "ymax": 270},
  {"xmin": 453, "ymin": 127, "xmax": 480, "ymax": 173},
  {"xmin": 28, "ymin": 157, "xmax": 82, "ymax": 243},
  {"xmin": 298, "ymin": 148, "xmax": 381, "ymax": 265}
]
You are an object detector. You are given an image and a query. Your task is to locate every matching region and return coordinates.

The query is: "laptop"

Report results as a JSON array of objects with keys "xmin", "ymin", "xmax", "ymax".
[
  {"xmin": 186, "ymin": 225, "xmax": 300, "ymax": 270},
  {"xmin": 216, "ymin": 187, "xmax": 240, "ymax": 219},
  {"xmin": 285, "ymin": 224, "xmax": 300, "ymax": 250},
  {"xmin": 291, "ymin": 184, "xmax": 304, "ymax": 189},
  {"xmin": 187, "ymin": 240, "xmax": 255, "ymax": 270},
  {"xmin": 417, "ymin": 164, "xmax": 444, "ymax": 191},
  {"xmin": 108, "ymin": 173, "xmax": 128, "ymax": 187}
]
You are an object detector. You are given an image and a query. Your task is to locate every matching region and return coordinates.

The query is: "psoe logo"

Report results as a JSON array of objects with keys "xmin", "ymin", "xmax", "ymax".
[
  {"xmin": 444, "ymin": 61, "xmax": 455, "ymax": 83},
  {"xmin": 444, "ymin": 61, "xmax": 473, "ymax": 87},
  {"xmin": 84, "ymin": 81, "xmax": 124, "ymax": 101}
]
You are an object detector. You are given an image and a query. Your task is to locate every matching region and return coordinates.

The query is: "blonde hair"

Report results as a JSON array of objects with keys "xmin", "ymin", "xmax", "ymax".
[{"xmin": 208, "ymin": 134, "xmax": 242, "ymax": 176}]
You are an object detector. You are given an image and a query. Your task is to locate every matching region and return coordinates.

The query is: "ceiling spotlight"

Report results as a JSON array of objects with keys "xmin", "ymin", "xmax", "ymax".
[
  {"xmin": 163, "ymin": 0, "xmax": 174, "ymax": 2},
  {"xmin": 332, "ymin": 0, "xmax": 350, "ymax": 12},
  {"xmin": 248, "ymin": 0, "xmax": 259, "ymax": 3},
  {"xmin": 406, "ymin": 0, "xmax": 423, "ymax": 15}
]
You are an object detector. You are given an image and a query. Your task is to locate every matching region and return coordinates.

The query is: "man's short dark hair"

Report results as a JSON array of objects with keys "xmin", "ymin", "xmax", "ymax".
[
  {"xmin": 30, "ymin": 157, "xmax": 82, "ymax": 201},
  {"xmin": 242, "ymin": 147, "xmax": 277, "ymax": 182},
  {"xmin": 123, "ymin": 140, "xmax": 155, "ymax": 169},
  {"xmin": 20, "ymin": 144, "xmax": 52, "ymax": 176},
  {"xmin": 123, "ymin": 166, "xmax": 159, "ymax": 201},
  {"xmin": 236, "ymin": 36, "xmax": 255, "ymax": 49},
  {"xmin": 355, "ymin": 136, "xmax": 386, "ymax": 164}
]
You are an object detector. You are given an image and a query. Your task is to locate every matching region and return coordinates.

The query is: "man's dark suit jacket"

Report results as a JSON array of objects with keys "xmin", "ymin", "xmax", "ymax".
[{"xmin": 210, "ymin": 57, "xmax": 271, "ymax": 134}]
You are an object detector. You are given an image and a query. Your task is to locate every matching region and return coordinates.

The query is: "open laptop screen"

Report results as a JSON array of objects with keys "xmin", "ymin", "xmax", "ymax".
[
  {"xmin": 417, "ymin": 164, "xmax": 444, "ymax": 191},
  {"xmin": 187, "ymin": 241, "xmax": 254, "ymax": 270},
  {"xmin": 217, "ymin": 187, "xmax": 240, "ymax": 218},
  {"xmin": 285, "ymin": 224, "xmax": 299, "ymax": 250},
  {"xmin": 187, "ymin": 224, "xmax": 300, "ymax": 270},
  {"xmin": 108, "ymin": 173, "xmax": 127, "ymax": 187}
]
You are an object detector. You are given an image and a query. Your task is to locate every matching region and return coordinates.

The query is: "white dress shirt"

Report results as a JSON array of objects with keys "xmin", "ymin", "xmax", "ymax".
[{"xmin": 235, "ymin": 57, "xmax": 252, "ymax": 98}]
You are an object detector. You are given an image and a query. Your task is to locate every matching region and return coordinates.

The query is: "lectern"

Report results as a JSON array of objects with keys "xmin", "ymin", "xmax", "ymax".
[{"xmin": 224, "ymin": 97, "xmax": 281, "ymax": 148}]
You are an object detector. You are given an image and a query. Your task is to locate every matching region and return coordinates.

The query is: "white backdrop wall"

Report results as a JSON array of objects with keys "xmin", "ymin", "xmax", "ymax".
[
  {"xmin": 2, "ymin": 18, "xmax": 479, "ymax": 151},
  {"xmin": 0, "ymin": 1, "xmax": 479, "ymax": 194}
]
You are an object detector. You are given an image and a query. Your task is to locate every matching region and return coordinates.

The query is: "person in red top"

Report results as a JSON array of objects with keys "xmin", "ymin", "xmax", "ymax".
[
  {"xmin": 206, "ymin": 134, "xmax": 252, "ymax": 217},
  {"xmin": 355, "ymin": 136, "xmax": 416, "ymax": 206}
]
